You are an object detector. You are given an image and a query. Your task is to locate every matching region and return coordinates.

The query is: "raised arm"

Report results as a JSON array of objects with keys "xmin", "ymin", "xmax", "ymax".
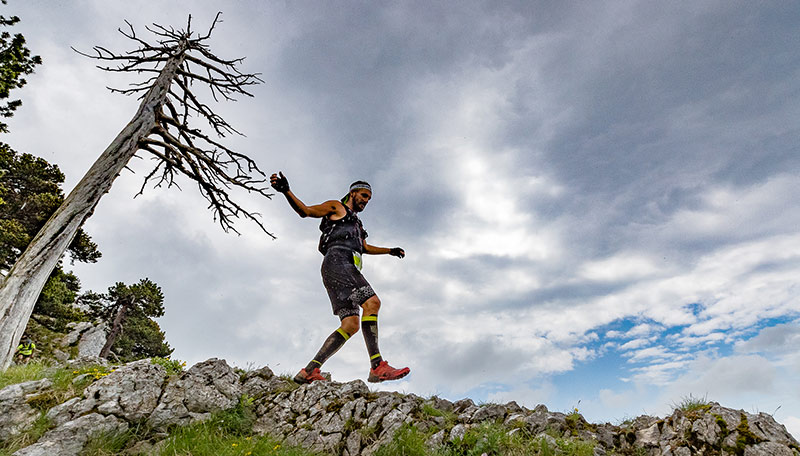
[{"xmin": 270, "ymin": 172, "xmax": 344, "ymax": 219}]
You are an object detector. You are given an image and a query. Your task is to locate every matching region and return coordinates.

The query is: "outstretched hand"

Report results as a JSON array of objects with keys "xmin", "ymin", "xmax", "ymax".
[
  {"xmin": 270, "ymin": 171, "xmax": 290, "ymax": 193},
  {"xmin": 390, "ymin": 247, "xmax": 405, "ymax": 258}
]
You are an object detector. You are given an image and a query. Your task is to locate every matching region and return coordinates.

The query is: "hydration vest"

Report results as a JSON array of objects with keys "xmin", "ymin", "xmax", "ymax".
[
  {"xmin": 318, "ymin": 204, "xmax": 367, "ymax": 254},
  {"xmin": 18, "ymin": 342, "xmax": 34, "ymax": 356}
]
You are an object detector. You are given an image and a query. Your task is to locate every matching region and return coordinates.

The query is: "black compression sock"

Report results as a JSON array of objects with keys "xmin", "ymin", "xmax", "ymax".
[
  {"xmin": 306, "ymin": 328, "xmax": 350, "ymax": 372},
  {"xmin": 362, "ymin": 314, "xmax": 383, "ymax": 369}
]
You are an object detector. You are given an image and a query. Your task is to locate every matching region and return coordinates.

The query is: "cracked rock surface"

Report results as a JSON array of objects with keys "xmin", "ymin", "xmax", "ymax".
[{"xmin": 3, "ymin": 358, "xmax": 798, "ymax": 456}]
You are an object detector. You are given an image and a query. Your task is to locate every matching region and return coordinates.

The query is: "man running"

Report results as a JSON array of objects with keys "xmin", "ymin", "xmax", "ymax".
[{"xmin": 270, "ymin": 172, "xmax": 410, "ymax": 384}]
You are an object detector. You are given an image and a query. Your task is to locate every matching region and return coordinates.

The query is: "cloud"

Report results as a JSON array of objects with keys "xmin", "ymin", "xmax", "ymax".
[
  {"xmin": 6, "ymin": 0, "xmax": 800, "ymax": 428},
  {"xmin": 735, "ymin": 323, "xmax": 800, "ymax": 355}
]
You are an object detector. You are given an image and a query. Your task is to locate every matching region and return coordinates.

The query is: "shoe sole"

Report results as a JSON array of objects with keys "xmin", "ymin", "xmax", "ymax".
[{"xmin": 368, "ymin": 368, "xmax": 410, "ymax": 383}]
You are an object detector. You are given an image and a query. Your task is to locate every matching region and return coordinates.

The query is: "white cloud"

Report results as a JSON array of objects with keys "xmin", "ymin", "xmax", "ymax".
[
  {"xmin": 580, "ymin": 254, "xmax": 661, "ymax": 283},
  {"xmin": 784, "ymin": 416, "xmax": 800, "ymax": 441},
  {"xmin": 6, "ymin": 0, "xmax": 800, "ymax": 429}
]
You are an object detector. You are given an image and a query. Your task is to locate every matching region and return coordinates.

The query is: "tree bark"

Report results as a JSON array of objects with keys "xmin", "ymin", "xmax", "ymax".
[
  {"xmin": 98, "ymin": 296, "xmax": 131, "ymax": 359},
  {"xmin": 0, "ymin": 41, "xmax": 188, "ymax": 370}
]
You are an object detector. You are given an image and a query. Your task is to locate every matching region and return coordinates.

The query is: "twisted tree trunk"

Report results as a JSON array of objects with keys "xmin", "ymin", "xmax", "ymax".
[
  {"xmin": 0, "ymin": 41, "xmax": 188, "ymax": 370},
  {"xmin": 98, "ymin": 294, "xmax": 133, "ymax": 359}
]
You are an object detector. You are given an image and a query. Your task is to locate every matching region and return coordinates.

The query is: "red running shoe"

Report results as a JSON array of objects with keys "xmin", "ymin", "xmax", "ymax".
[
  {"xmin": 293, "ymin": 367, "xmax": 327, "ymax": 384},
  {"xmin": 368, "ymin": 361, "xmax": 410, "ymax": 383}
]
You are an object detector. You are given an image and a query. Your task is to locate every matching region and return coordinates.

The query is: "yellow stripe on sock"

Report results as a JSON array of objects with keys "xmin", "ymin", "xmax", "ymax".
[
  {"xmin": 370, "ymin": 353, "xmax": 382, "ymax": 360},
  {"xmin": 362, "ymin": 315, "xmax": 378, "ymax": 322},
  {"xmin": 337, "ymin": 328, "xmax": 351, "ymax": 340},
  {"xmin": 311, "ymin": 360, "xmax": 322, "ymax": 366}
]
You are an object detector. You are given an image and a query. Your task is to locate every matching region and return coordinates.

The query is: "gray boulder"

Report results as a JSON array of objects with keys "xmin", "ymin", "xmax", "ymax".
[
  {"xmin": 13, "ymin": 413, "xmax": 127, "ymax": 456},
  {"xmin": 148, "ymin": 358, "xmax": 241, "ymax": 429},
  {"xmin": 77, "ymin": 323, "xmax": 108, "ymax": 358},
  {"xmin": 61, "ymin": 321, "xmax": 93, "ymax": 347},
  {"xmin": 47, "ymin": 359, "xmax": 166, "ymax": 426},
  {"xmin": 0, "ymin": 379, "xmax": 53, "ymax": 441}
]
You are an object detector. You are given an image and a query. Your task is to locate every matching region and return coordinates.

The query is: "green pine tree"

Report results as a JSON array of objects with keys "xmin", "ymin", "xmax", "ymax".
[
  {"xmin": 0, "ymin": 0, "xmax": 42, "ymax": 133},
  {"xmin": 81, "ymin": 279, "xmax": 173, "ymax": 362}
]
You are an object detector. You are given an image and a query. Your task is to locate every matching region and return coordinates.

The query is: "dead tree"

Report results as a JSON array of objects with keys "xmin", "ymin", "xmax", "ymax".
[{"xmin": 0, "ymin": 14, "xmax": 273, "ymax": 370}]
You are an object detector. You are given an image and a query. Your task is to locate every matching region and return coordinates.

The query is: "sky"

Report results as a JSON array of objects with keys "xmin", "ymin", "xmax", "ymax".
[{"xmin": 6, "ymin": 0, "xmax": 800, "ymax": 438}]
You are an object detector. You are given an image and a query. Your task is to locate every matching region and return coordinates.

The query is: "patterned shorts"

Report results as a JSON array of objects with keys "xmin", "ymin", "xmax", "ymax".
[{"xmin": 321, "ymin": 248, "xmax": 376, "ymax": 319}]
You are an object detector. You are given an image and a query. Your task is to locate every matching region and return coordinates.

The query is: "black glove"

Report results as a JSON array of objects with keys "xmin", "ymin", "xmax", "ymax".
[
  {"xmin": 271, "ymin": 171, "xmax": 290, "ymax": 193},
  {"xmin": 390, "ymin": 247, "xmax": 405, "ymax": 258}
]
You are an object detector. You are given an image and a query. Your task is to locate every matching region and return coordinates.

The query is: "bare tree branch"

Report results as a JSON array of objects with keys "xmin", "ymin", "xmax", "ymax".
[{"xmin": 73, "ymin": 12, "xmax": 274, "ymax": 238}]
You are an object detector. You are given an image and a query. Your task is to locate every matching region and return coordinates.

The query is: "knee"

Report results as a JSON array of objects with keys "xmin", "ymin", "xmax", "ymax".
[
  {"xmin": 362, "ymin": 295, "xmax": 381, "ymax": 314},
  {"xmin": 341, "ymin": 319, "xmax": 360, "ymax": 336}
]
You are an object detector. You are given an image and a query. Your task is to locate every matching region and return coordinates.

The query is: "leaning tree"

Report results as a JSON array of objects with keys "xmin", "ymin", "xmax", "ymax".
[{"xmin": 0, "ymin": 14, "xmax": 274, "ymax": 369}]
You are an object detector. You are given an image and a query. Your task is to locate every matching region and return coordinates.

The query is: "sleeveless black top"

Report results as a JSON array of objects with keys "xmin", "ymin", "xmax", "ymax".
[{"xmin": 318, "ymin": 204, "xmax": 367, "ymax": 254}]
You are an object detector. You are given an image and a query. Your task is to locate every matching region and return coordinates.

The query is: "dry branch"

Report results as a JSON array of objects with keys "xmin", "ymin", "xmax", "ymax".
[{"xmin": 77, "ymin": 13, "xmax": 273, "ymax": 237}]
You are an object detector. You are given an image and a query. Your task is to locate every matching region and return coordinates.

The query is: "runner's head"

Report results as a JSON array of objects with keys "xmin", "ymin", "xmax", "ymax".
[{"xmin": 342, "ymin": 181, "xmax": 372, "ymax": 212}]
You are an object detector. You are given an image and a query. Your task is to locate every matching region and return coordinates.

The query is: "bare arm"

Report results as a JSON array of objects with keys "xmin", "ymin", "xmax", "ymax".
[
  {"xmin": 271, "ymin": 172, "xmax": 344, "ymax": 219},
  {"xmin": 363, "ymin": 241, "xmax": 405, "ymax": 258}
]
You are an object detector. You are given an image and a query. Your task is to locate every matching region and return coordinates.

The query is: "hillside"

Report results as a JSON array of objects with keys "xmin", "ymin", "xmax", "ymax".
[{"xmin": 1, "ymin": 357, "xmax": 798, "ymax": 455}]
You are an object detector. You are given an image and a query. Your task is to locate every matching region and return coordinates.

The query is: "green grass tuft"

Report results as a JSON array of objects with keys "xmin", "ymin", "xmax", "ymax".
[
  {"xmin": 674, "ymin": 394, "xmax": 711, "ymax": 413},
  {"xmin": 374, "ymin": 424, "xmax": 428, "ymax": 456},
  {"xmin": 151, "ymin": 357, "xmax": 186, "ymax": 376},
  {"xmin": 0, "ymin": 413, "xmax": 52, "ymax": 456},
  {"xmin": 0, "ymin": 361, "xmax": 49, "ymax": 389}
]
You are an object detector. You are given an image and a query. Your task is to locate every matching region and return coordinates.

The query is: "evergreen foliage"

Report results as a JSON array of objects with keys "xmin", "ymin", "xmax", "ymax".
[
  {"xmin": 0, "ymin": 0, "xmax": 41, "ymax": 133},
  {"xmin": 0, "ymin": 145, "xmax": 99, "ymax": 326},
  {"xmin": 0, "ymin": 144, "xmax": 101, "ymax": 271},
  {"xmin": 81, "ymin": 279, "xmax": 173, "ymax": 362}
]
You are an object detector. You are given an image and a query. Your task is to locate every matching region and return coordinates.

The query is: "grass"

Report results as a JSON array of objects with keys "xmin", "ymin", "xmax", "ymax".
[
  {"xmin": 0, "ymin": 360, "xmax": 110, "ymax": 407},
  {"xmin": 373, "ymin": 421, "xmax": 597, "ymax": 456},
  {"xmin": 0, "ymin": 413, "xmax": 52, "ymax": 456},
  {"xmin": 0, "ymin": 360, "xmax": 51, "ymax": 389},
  {"xmin": 0, "ymin": 361, "xmax": 116, "ymax": 455},
  {"xmin": 150, "ymin": 357, "xmax": 186, "ymax": 376},
  {"xmin": 673, "ymin": 394, "xmax": 711, "ymax": 413},
  {"xmin": 156, "ymin": 397, "xmax": 319, "ymax": 456},
  {"xmin": 420, "ymin": 402, "xmax": 458, "ymax": 431},
  {"xmin": 82, "ymin": 423, "xmax": 149, "ymax": 456}
]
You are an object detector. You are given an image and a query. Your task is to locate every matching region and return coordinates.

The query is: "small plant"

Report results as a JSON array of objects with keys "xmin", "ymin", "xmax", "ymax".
[
  {"xmin": 208, "ymin": 395, "xmax": 257, "ymax": 437},
  {"xmin": 151, "ymin": 357, "xmax": 186, "ymax": 375},
  {"xmin": 0, "ymin": 413, "xmax": 52, "ymax": 456},
  {"xmin": 82, "ymin": 423, "xmax": 148, "ymax": 455},
  {"xmin": 375, "ymin": 424, "xmax": 428, "ymax": 456},
  {"xmin": 0, "ymin": 361, "xmax": 49, "ymax": 389},
  {"xmin": 674, "ymin": 394, "xmax": 711, "ymax": 413}
]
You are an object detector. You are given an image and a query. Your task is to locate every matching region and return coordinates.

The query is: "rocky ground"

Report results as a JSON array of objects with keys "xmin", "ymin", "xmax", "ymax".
[{"xmin": 1, "ymin": 357, "xmax": 798, "ymax": 455}]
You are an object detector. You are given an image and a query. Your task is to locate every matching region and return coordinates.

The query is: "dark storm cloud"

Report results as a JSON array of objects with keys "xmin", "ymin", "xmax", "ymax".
[
  {"xmin": 499, "ymin": 2, "xmax": 800, "ymax": 263},
  {"xmin": 269, "ymin": 2, "xmax": 577, "ymax": 169},
  {"xmin": 7, "ymin": 0, "xmax": 800, "ymax": 432}
]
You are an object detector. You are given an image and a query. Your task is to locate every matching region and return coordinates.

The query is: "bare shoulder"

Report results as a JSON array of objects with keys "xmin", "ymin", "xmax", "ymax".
[{"xmin": 325, "ymin": 200, "xmax": 347, "ymax": 220}]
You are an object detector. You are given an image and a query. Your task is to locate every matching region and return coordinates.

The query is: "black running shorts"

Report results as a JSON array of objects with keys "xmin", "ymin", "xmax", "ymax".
[{"xmin": 321, "ymin": 247, "xmax": 376, "ymax": 319}]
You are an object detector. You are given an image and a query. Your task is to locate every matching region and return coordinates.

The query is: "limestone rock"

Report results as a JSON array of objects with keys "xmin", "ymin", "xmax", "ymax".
[
  {"xmin": 4, "ymin": 356, "xmax": 800, "ymax": 456},
  {"xmin": 450, "ymin": 423, "xmax": 469, "ymax": 441},
  {"xmin": 51, "ymin": 359, "xmax": 166, "ymax": 426},
  {"xmin": 241, "ymin": 366, "xmax": 286, "ymax": 398},
  {"xmin": 0, "ymin": 379, "xmax": 53, "ymax": 441},
  {"xmin": 149, "ymin": 358, "xmax": 242, "ymax": 429},
  {"xmin": 61, "ymin": 321, "xmax": 93, "ymax": 347},
  {"xmin": 77, "ymin": 323, "xmax": 108, "ymax": 358},
  {"xmin": 635, "ymin": 421, "xmax": 661, "ymax": 447},
  {"xmin": 46, "ymin": 397, "xmax": 81, "ymax": 427},
  {"xmin": 744, "ymin": 441, "xmax": 796, "ymax": 456},
  {"xmin": 13, "ymin": 413, "xmax": 127, "ymax": 456},
  {"xmin": 472, "ymin": 403, "xmax": 507, "ymax": 423},
  {"xmin": 66, "ymin": 356, "xmax": 108, "ymax": 369},
  {"xmin": 53, "ymin": 349, "xmax": 70, "ymax": 362}
]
